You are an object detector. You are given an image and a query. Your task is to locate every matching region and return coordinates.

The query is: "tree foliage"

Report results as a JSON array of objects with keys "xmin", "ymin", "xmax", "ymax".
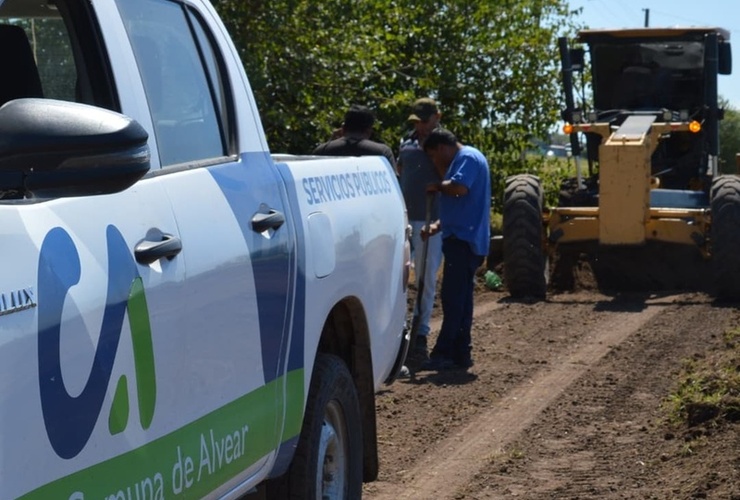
[
  {"xmin": 720, "ymin": 98, "xmax": 740, "ymax": 174},
  {"xmin": 14, "ymin": 19, "xmax": 76, "ymax": 101},
  {"xmin": 214, "ymin": 0, "xmax": 580, "ymax": 210}
]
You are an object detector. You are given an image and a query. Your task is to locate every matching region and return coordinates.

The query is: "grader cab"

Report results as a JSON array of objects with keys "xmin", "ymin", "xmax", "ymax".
[{"xmin": 503, "ymin": 27, "xmax": 740, "ymax": 299}]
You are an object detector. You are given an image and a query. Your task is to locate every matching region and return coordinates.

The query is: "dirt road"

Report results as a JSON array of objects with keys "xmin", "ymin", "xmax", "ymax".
[{"xmin": 364, "ymin": 288, "xmax": 740, "ymax": 499}]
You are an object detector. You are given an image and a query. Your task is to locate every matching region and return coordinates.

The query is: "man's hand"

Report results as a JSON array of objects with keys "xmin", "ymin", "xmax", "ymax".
[
  {"xmin": 426, "ymin": 182, "xmax": 441, "ymax": 193},
  {"xmin": 421, "ymin": 221, "xmax": 441, "ymax": 241}
]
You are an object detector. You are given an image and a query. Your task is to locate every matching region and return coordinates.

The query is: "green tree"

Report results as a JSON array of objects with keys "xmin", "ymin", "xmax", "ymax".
[
  {"xmin": 214, "ymin": 0, "xmax": 580, "ymax": 210},
  {"xmin": 13, "ymin": 19, "xmax": 76, "ymax": 101},
  {"xmin": 720, "ymin": 98, "xmax": 740, "ymax": 174}
]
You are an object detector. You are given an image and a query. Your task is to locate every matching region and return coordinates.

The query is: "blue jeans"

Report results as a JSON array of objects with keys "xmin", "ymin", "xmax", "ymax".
[
  {"xmin": 431, "ymin": 237, "xmax": 484, "ymax": 364},
  {"xmin": 409, "ymin": 220, "xmax": 443, "ymax": 337}
]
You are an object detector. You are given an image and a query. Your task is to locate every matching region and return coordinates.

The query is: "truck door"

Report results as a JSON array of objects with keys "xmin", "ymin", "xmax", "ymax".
[
  {"xmin": 0, "ymin": 5, "xmax": 189, "ymax": 499},
  {"xmin": 113, "ymin": 0, "xmax": 297, "ymax": 494},
  {"xmin": 0, "ymin": 182, "xmax": 188, "ymax": 500},
  {"xmin": 2, "ymin": 0, "xmax": 295, "ymax": 497}
]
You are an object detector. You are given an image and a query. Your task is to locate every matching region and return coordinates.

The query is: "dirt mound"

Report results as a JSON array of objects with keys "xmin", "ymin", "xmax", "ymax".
[{"xmin": 549, "ymin": 242, "xmax": 713, "ymax": 294}]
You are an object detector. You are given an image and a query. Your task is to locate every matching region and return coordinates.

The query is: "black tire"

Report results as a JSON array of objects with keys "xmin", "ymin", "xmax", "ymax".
[
  {"xmin": 711, "ymin": 175, "xmax": 740, "ymax": 300},
  {"xmin": 268, "ymin": 353, "xmax": 363, "ymax": 499},
  {"xmin": 503, "ymin": 174, "xmax": 547, "ymax": 299}
]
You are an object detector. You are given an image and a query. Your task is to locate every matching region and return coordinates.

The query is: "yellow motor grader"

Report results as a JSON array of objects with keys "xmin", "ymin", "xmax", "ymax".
[{"xmin": 503, "ymin": 27, "xmax": 739, "ymax": 299}]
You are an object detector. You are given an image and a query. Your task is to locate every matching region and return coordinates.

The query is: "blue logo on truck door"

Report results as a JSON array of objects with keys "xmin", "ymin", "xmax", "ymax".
[{"xmin": 37, "ymin": 226, "xmax": 156, "ymax": 459}]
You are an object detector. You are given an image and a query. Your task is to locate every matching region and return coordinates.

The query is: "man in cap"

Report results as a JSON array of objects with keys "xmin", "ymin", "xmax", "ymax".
[
  {"xmin": 313, "ymin": 104, "xmax": 395, "ymax": 168},
  {"xmin": 397, "ymin": 98, "xmax": 444, "ymax": 368}
]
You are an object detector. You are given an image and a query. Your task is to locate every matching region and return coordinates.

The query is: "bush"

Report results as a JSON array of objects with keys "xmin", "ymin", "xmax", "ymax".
[{"xmin": 489, "ymin": 151, "xmax": 577, "ymax": 216}]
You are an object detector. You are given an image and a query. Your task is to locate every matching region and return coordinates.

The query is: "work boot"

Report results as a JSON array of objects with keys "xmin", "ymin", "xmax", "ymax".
[
  {"xmin": 406, "ymin": 335, "xmax": 429, "ymax": 369},
  {"xmin": 414, "ymin": 335, "xmax": 429, "ymax": 358},
  {"xmin": 420, "ymin": 356, "xmax": 472, "ymax": 372},
  {"xmin": 454, "ymin": 357, "xmax": 474, "ymax": 370},
  {"xmin": 419, "ymin": 356, "xmax": 457, "ymax": 371}
]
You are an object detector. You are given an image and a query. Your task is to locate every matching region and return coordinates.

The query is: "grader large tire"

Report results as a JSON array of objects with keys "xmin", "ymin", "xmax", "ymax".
[
  {"xmin": 503, "ymin": 174, "xmax": 547, "ymax": 299},
  {"xmin": 710, "ymin": 175, "xmax": 740, "ymax": 300}
]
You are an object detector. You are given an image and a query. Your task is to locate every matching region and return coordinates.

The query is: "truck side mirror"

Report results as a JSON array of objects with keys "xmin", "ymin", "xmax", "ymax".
[
  {"xmin": 0, "ymin": 98, "xmax": 150, "ymax": 199},
  {"xmin": 719, "ymin": 42, "xmax": 732, "ymax": 75},
  {"xmin": 570, "ymin": 48, "xmax": 585, "ymax": 72}
]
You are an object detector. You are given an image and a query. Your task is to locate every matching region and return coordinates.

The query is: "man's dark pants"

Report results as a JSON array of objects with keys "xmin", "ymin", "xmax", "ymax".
[{"xmin": 430, "ymin": 237, "xmax": 484, "ymax": 365}]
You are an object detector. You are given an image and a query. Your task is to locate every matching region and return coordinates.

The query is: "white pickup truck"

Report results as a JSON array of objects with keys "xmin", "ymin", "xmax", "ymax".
[{"xmin": 0, "ymin": 0, "xmax": 409, "ymax": 498}]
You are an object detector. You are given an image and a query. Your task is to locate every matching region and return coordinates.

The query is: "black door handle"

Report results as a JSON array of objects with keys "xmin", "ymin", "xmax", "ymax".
[
  {"xmin": 252, "ymin": 209, "xmax": 285, "ymax": 233},
  {"xmin": 135, "ymin": 233, "xmax": 182, "ymax": 264}
]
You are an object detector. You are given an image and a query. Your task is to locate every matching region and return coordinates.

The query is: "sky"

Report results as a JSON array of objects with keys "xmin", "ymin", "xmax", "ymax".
[{"xmin": 568, "ymin": 0, "xmax": 740, "ymax": 108}]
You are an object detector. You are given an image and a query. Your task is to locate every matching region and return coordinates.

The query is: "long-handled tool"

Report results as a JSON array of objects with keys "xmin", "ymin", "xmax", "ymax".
[{"xmin": 405, "ymin": 191, "xmax": 435, "ymax": 372}]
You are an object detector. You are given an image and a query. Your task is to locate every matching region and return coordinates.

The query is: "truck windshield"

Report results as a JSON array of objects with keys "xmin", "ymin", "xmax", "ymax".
[{"xmin": 590, "ymin": 41, "xmax": 705, "ymax": 112}]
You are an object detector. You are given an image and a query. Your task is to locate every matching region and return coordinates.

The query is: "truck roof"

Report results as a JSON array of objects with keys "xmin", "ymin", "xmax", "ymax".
[{"xmin": 578, "ymin": 27, "xmax": 730, "ymax": 44}]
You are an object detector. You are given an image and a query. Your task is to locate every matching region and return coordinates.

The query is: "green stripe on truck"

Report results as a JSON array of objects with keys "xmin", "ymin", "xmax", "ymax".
[{"xmin": 21, "ymin": 369, "xmax": 304, "ymax": 500}]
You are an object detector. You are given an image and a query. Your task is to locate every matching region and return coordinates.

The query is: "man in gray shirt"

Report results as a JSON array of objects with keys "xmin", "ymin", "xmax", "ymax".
[{"xmin": 397, "ymin": 98, "xmax": 444, "ymax": 366}]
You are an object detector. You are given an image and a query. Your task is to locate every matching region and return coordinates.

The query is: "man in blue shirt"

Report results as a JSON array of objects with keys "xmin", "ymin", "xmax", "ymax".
[{"xmin": 420, "ymin": 128, "xmax": 491, "ymax": 370}]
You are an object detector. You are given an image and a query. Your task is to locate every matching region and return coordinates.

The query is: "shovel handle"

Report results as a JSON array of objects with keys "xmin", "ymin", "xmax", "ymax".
[
  {"xmin": 408, "ymin": 191, "xmax": 436, "ymax": 360},
  {"xmin": 419, "ymin": 191, "xmax": 434, "ymax": 276}
]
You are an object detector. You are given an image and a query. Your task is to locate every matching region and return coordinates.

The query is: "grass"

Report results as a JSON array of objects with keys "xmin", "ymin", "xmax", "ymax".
[
  {"xmin": 665, "ymin": 326, "xmax": 740, "ymax": 429},
  {"xmin": 508, "ymin": 446, "xmax": 526, "ymax": 460},
  {"xmin": 490, "ymin": 211, "xmax": 503, "ymax": 235},
  {"xmin": 485, "ymin": 444, "xmax": 526, "ymax": 465}
]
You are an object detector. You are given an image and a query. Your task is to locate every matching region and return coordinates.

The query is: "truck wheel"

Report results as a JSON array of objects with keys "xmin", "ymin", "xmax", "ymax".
[
  {"xmin": 503, "ymin": 174, "xmax": 547, "ymax": 299},
  {"xmin": 270, "ymin": 353, "xmax": 362, "ymax": 500},
  {"xmin": 711, "ymin": 175, "xmax": 740, "ymax": 300}
]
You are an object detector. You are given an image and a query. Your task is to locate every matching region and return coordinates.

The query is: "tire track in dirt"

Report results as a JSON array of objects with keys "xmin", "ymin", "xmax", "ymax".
[
  {"xmin": 469, "ymin": 297, "xmax": 739, "ymax": 499},
  {"xmin": 367, "ymin": 299, "xmax": 664, "ymax": 500}
]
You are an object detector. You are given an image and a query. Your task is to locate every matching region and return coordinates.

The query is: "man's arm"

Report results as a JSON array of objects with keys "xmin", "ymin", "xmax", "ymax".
[{"xmin": 427, "ymin": 180, "xmax": 469, "ymax": 197}]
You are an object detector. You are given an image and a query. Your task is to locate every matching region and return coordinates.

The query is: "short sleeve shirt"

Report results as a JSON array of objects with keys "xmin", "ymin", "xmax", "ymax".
[
  {"xmin": 398, "ymin": 133, "xmax": 440, "ymax": 221},
  {"xmin": 439, "ymin": 146, "xmax": 491, "ymax": 256},
  {"xmin": 313, "ymin": 137, "xmax": 396, "ymax": 170}
]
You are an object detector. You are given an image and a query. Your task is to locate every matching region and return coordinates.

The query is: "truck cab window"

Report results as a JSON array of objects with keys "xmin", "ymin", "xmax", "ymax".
[
  {"xmin": 0, "ymin": 0, "xmax": 118, "ymax": 111},
  {"xmin": 115, "ymin": 0, "xmax": 227, "ymax": 167},
  {"xmin": 0, "ymin": 12, "xmax": 76, "ymax": 105}
]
